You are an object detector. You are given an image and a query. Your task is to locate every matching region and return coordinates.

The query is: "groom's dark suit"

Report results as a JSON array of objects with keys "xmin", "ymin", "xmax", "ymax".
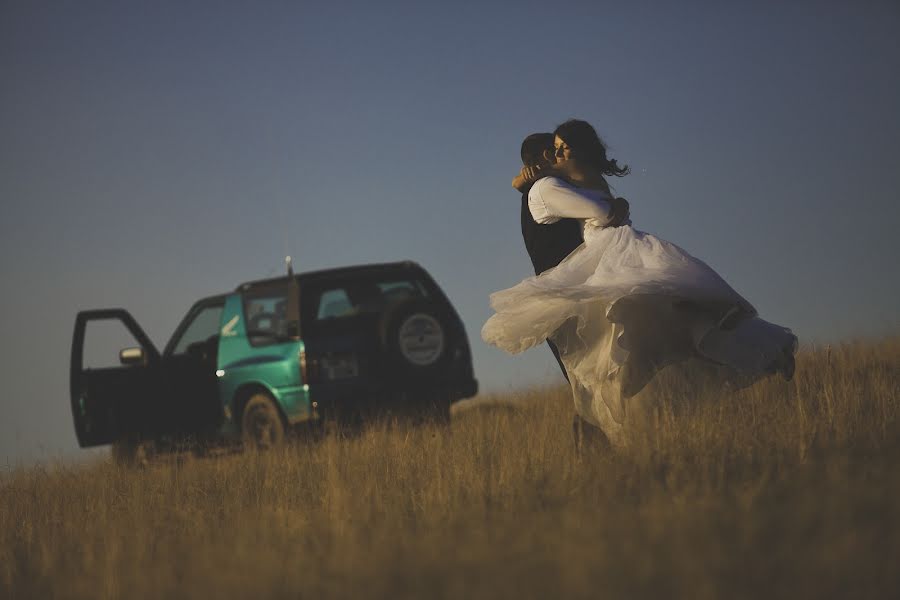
[
  {"xmin": 521, "ymin": 192, "xmax": 584, "ymax": 276},
  {"xmin": 520, "ymin": 190, "xmax": 584, "ymax": 381},
  {"xmin": 521, "ymin": 188, "xmax": 614, "ymax": 450}
]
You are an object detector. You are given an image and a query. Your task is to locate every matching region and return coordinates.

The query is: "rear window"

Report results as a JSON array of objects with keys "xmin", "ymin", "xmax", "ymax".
[{"xmin": 310, "ymin": 278, "xmax": 430, "ymax": 322}]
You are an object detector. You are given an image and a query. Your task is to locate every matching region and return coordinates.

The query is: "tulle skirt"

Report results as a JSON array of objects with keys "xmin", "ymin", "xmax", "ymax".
[{"xmin": 482, "ymin": 224, "xmax": 797, "ymax": 444}]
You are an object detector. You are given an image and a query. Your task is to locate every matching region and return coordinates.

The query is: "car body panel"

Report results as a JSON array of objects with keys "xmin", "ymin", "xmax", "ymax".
[
  {"xmin": 70, "ymin": 309, "xmax": 163, "ymax": 447},
  {"xmin": 70, "ymin": 261, "xmax": 477, "ymax": 449},
  {"xmin": 216, "ymin": 293, "xmax": 312, "ymax": 428}
]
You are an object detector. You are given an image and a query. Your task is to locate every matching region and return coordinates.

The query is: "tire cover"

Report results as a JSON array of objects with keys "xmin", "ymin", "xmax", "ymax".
[{"xmin": 396, "ymin": 313, "xmax": 445, "ymax": 366}]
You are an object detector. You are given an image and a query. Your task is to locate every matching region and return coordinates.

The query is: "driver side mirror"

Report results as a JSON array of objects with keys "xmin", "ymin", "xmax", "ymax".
[{"xmin": 119, "ymin": 347, "xmax": 146, "ymax": 366}]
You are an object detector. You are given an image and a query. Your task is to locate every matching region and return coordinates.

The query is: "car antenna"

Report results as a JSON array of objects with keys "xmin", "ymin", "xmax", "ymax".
[{"xmin": 285, "ymin": 255, "xmax": 301, "ymax": 338}]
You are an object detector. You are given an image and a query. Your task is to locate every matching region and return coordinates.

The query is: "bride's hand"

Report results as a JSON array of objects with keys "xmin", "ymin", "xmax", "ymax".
[
  {"xmin": 512, "ymin": 165, "xmax": 544, "ymax": 191},
  {"xmin": 607, "ymin": 197, "xmax": 630, "ymax": 227}
]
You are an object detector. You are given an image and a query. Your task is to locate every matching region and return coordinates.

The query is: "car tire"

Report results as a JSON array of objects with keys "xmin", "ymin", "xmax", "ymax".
[
  {"xmin": 241, "ymin": 393, "xmax": 285, "ymax": 451},
  {"xmin": 378, "ymin": 300, "xmax": 453, "ymax": 379},
  {"xmin": 111, "ymin": 436, "xmax": 155, "ymax": 468},
  {"xmin": 425, "ymin": 394, "xmax": 452, "ymax": 425}
]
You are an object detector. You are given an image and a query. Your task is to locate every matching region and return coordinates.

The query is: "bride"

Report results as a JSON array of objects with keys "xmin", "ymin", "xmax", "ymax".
[{"xmin": 482, "ymin": 119, "xmax": 797, "ymax": 445}]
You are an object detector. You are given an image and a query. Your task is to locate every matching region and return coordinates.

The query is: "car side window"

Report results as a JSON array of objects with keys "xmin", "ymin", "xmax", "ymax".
[
  {"xmin": 317, "ymin": 289, "xmax": 354, "ymax": 320},
  {"xmin": 377, "ymin": 280, "xmax": 428, "ymax": 303},
  {"xmin": 312, "ymin": 279, "xmax": 430, "ymax": 322},
  {"xmin": 171, "ymin": 305, "xmax": 224, "ymax": 355}
]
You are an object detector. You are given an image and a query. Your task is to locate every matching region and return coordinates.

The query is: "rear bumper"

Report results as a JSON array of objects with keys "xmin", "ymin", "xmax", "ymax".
[
  {"xmin": 310, "ymin": 377, "xmax": 478, "ymax": 419},
  {"xmin": 454, "ymin": 377, "xmax": 478, "ymax": 401}
]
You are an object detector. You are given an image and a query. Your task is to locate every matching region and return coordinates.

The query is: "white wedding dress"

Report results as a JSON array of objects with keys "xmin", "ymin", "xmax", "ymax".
[{"xmin": 482, "ymin": 220, "xmax": 797, "ymax": 445}]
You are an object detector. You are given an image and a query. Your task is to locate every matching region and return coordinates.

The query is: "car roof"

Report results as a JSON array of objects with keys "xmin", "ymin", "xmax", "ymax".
[{"xmin": 235, "ymin": 260, "xmax": 425, "ymax": 292}]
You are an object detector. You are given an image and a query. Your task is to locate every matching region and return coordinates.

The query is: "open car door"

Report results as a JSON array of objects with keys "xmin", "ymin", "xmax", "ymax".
[{"xmin": 70, "ymin": 309, "xmax": 162, "ymax": 448}]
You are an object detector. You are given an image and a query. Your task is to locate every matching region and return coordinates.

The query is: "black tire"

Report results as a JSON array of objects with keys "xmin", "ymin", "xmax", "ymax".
[
  {"xmin": 378, "ymin": 300, "xmax": 454, "ymax": 380},
  {"xmin": 241, "ymin": 393, "xmax": 285, "ymax": 451},
  {"xmin": 111, "ymin": 436, "xmax": 155, "ymax": 468},
  {"xmin": 425, "ymin": 394, "xmax": 452, "ymax": 425}
]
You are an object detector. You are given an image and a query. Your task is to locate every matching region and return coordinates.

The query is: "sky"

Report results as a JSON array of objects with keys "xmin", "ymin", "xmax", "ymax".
[{"xmin": 2, "ymin": 0, "xmax": 898, "ymax": 465}]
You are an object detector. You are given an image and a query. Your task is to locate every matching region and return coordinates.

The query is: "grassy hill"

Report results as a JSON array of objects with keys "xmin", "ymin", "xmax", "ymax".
[{"xmin": 2, "ymin": 338, "xmax": 898, "ymax": 599}]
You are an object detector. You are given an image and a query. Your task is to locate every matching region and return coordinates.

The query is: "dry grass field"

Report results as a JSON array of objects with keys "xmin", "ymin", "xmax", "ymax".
[{"xmin": 2, "ymin": 338, "xmax": 899, "ymax": 599}]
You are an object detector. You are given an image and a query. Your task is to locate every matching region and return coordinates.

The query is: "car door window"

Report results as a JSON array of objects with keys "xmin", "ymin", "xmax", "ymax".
[
  {"xmin": 171, "ymin": 305, "xmax": 224, "ymax": 355},
  {"xmin": 83, "ymin": 319, "xmax": 146, "ymax": 369},
  {"xmin": 243, "ymin": 286, "xmax": 289, "ymax": 345}
]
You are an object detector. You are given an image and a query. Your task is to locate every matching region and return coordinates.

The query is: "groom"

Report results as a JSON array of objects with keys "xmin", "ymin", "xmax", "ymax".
[
  {"xmin": 518, "ymin": 133, "xmax": 584, "ymax": 378},
  {"xmin": 515, "ymin": 132, "xmax": 628, "ymax": 447},
  {"xmin": 516, "ymin": 132, "xmax": 628, "ymax": 376},
  {"xmin": 518, "ymin": 133, "xmax": 586, "ymax": 278}
]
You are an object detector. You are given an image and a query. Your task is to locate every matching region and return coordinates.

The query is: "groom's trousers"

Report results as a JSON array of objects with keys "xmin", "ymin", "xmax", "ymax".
[
  {"xmin": 548, "ymin": 337, "xmax": 613, "ymax": 451},
  {"xmin": 547, "ymin": 339, "xmax": 569, "ymax": 382}
]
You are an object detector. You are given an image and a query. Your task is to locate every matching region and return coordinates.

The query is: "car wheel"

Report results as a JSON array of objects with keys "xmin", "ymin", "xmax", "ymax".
[
  {"xmin": 425, "ymin": 394, "xmax": 452, "ymax": 425},
  {"xmin": 379, "ymin": 300, "xmax": 452, "ymax": 378},
  {"xmin": 111, "ymin": 436, "xmax": 156, "ymax": 468},
  {"xmin": 241, "ymin": 393, "xmax": 285, "ymax": 451}
]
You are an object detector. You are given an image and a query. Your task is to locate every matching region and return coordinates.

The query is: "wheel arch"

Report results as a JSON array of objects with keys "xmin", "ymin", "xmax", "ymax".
[{"xmin": 231, "ymin": 382, "xmax": 289, "ymax": 431}]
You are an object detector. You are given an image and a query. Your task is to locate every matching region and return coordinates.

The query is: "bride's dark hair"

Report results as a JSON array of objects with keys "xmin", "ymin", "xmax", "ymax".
[{"xmin": 553, "ymin": 119, "xmax": 630, "ymax": 177}]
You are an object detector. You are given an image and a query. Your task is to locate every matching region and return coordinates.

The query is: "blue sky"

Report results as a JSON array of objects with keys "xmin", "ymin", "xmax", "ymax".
[{"xmin": 2, "ymin": 0, "xmax": 898, "ymax": 464}]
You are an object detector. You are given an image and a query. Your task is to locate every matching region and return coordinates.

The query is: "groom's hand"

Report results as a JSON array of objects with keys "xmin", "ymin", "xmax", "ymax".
[{"xmin": 607, "ymin": 197, "xmax": 630, "ymax": 227}]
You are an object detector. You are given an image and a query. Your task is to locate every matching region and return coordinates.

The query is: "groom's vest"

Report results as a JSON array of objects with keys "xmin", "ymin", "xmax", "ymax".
[{"xmin": 520, "ymin": 191, "xmax": 583, "ymax": 275}]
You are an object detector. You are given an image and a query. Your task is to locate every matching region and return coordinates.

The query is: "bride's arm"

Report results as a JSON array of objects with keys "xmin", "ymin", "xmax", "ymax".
[
  {"xmin": 512, "ymin": 165, "xmax": 543, "ymax": 192},
  {"xmin": 544, "ymin": 160, "xmax": 611, "ymax": 193},
  {"xmin": 515, "ymin": 158, "xmax": 612, "ymax": 191},
  {"xmin": 529, "ymin": 177, "xmax": 614, "ymax": 222},
  {"xmin": 518, "ymin": 161, "xmax": 628, "ymax": 225},
  {"xmin": 558, "ymin": 161, "xmax": 629, "ymax": 225}
]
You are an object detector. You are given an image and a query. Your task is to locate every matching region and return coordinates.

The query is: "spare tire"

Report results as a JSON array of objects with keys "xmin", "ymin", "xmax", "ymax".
[{"xmin": 378, "ymin": 300, "xmax": 453, "ymax": 379}]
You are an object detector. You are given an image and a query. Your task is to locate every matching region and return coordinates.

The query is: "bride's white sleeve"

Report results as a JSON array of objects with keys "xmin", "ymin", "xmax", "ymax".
[{"xmin": 528, "ymin": 177, "xmax": 613, "ymax": 224}]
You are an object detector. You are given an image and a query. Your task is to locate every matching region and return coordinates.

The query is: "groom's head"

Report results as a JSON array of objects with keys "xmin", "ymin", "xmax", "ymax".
[{"xmin": 520, "ymin": 133, "xmax": 555, "ymax": 168}]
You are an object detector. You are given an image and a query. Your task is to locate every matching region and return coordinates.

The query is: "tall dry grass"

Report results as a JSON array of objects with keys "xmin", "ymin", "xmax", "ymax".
[{"xmin": 2, "ymin": 338, "xmax": 899, "ymax": 599}]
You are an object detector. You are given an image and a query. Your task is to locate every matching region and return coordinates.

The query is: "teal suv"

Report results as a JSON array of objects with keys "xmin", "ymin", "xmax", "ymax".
[{"xmin": 70, "ymin": 261, "xmax": 477, "ymax": 457}]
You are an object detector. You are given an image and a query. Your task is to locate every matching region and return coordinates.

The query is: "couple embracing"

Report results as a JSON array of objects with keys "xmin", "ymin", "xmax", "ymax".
[{"xmin": 482, "ymin": 119, "xmax": 797, "ymax": 447}]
